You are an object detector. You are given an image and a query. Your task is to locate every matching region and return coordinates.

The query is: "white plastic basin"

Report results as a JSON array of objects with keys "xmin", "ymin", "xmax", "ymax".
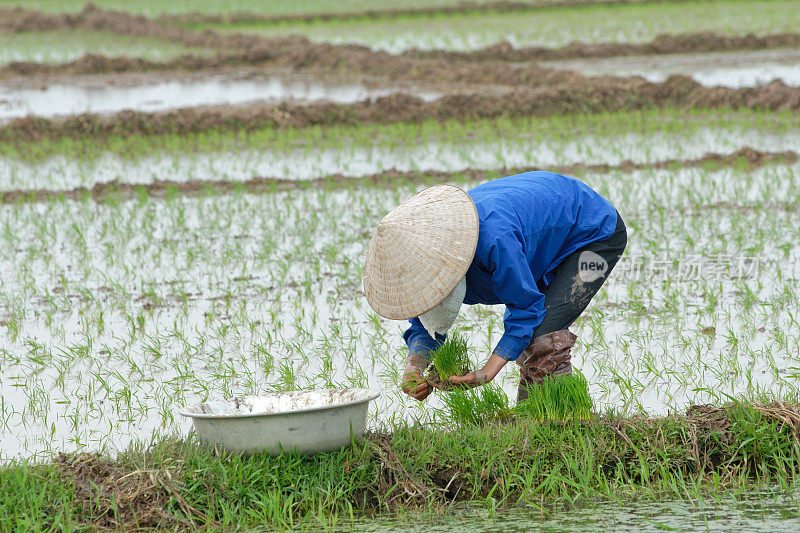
[{"xmin": 179, "ymin": 388, "xmax": 380, "ymax": 455}]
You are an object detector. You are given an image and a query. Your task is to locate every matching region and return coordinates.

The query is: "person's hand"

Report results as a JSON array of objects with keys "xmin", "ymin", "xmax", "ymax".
[
  {"xmin": 401, "ymin": 354, "xmax": 432, "ymax": 401},
  {"xmin": 448, "ymin": 369, "xmax": 490, "ymax": 388},
  {"xmin": 448, "ymin": 353, "xmax": 508, "ymax": 389}
]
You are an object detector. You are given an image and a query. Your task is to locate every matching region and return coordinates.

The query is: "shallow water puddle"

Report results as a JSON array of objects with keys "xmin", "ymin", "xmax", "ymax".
[
  {"xmin": 543, "ymin": 48, "xmax": 800, "ymax": 88},
  {"xmin": 0, "ymin": 75, "xmax": 441, "ymax": 121},
  {"xmin": 354, "ymin": 493, "xmax": 800, "ymax": 532}
]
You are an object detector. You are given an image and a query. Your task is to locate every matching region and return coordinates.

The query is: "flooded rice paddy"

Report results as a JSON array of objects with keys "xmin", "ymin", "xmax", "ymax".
[
  {"xmin": 1, "ymin": 161, "xmax": 798, "ymax": 458},
  {"xmin": 0, "ymin": 74, "xmax": 441, "ymax": 121},
  {"xmin": 1, "ymin": 5, "xmax": 800, "ymax": 530},
  {"xmin": 544, "ymin": 48, "xmax": 800, "ymax": 88},
  {"xmin": 3, "ymin": 121, "xmax": 798, "ymax": 191}
]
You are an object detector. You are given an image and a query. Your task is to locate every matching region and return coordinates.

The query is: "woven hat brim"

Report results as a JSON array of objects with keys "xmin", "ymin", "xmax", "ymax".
[{"xmin": 363, "ymin": 185, "xmax": 479, "ymax": 320}]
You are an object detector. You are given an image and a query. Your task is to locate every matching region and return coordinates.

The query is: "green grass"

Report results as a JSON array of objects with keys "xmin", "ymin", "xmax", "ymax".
[
  {"xmin": 193, "ymin": 0, "xmax": 800, "ymax": 52},
  {"xmin": 3, "ymin": 401, "xmax": 800, "ymax": 530}
]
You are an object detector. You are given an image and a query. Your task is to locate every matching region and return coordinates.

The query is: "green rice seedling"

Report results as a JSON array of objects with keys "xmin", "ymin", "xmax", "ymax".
[
  {"xmin": 442, "ymin": 383, "xmax": 512, "ymax": 427},
  {"xmin": 514, "ymin": 372, "xmax": 594, "ymax": 422},
  {"xmin": 428, "ymin": 333, "xmax": 471, "ymax": 384}
]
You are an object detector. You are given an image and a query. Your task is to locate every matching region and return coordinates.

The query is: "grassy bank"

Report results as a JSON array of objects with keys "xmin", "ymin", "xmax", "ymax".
[{"xmin": 2, "ymin": 400, "xmax": 800, "ymax": 530}]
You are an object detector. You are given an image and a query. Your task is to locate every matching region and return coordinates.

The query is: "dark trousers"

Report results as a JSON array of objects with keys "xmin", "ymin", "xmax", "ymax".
[{"xmin": 532, "ymin": 211, "xmax": 627, "ymax": 338}]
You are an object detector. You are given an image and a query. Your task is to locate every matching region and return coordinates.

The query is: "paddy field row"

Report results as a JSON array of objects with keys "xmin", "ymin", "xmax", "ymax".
[{"xmin": 1, "ymin": 0, "xmax": 799, "ymax": 529}]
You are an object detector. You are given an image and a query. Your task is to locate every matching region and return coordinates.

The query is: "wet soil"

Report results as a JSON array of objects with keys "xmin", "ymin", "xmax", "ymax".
[
  {"xmin": 1, "ymin": 146, "xmax": 794, "ymax": 205},
  {"xmin": 55, "ymin": 453, "xmax": 207, "ymax": 529}
]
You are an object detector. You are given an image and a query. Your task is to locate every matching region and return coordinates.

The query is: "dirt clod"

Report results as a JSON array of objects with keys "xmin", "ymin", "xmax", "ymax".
[{"xmin": 55, "ymin": 453, "xmax": 207, "ymax": 530}]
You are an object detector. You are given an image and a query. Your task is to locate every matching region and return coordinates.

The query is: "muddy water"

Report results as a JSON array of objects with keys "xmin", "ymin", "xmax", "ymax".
[
  {"xmin": 543, "ymin": 48, "xmax": 800, "ymax": 88},
  {"xmin": 355, "ymin": 493, "xmax": 800, "ymax": 531},
  {"xmin": 0, "ymin": 75, "xmax": 441, "ymax": 121}
]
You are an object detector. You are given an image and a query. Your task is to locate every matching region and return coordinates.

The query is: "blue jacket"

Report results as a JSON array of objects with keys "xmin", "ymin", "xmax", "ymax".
[{"xmin": 403, "ymin": 171, "xmax": 617, "ymax": 361}]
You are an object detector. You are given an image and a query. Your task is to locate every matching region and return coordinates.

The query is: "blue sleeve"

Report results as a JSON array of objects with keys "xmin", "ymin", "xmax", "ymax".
[
  {"xmin": 403, "ymin": 318, "xmax": 445, "ymax": 361},
  {"xmin": 486, "ymin": 236, "xmax": 546, "ymax": 361}
]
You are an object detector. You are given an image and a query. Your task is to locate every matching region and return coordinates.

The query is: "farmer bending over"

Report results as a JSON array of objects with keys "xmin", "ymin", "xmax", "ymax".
[{"xmin": 363, "ymin": 171, "xmax": 627, "ymax": 403}]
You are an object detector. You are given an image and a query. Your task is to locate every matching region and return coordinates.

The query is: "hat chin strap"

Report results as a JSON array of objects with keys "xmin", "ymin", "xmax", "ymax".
[{"xmin": 418, "ymin": 277, "xmax": 466, "ymax": 338}]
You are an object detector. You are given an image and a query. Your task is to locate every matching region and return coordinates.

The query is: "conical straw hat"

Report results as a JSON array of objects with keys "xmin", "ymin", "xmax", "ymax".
[{"xmin": 363, "ymin": 185, "xmax": 479, "ymax": 320}]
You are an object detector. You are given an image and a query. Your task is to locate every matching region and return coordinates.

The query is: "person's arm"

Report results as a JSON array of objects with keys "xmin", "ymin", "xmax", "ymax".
[
  {"xmin": 402, "ymin": 317, "xmax": 442, "ymax": 359},
  {"xmin": 450, "ymin": 236, "xmax": 546, "ymax": 387}
]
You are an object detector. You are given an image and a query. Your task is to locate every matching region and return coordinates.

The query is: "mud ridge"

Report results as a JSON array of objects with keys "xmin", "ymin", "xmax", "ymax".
[
  {"xmin": 4, "ymin": 76, "xmax": 800, "ymax": 142},
  {"xmin": 1, "ymin": 53, "xmax": 253, "ymax": 78},
  {"xmin": 2, "ymin": 51, "xmax": 575, "ymax": 89},
  {"xmin": 2, "ymin": 147, "xmax": 794, "ymax": 205},
  {"xmin": 7, "ymin": 30, "xmax": 800, "ymax": 82}
]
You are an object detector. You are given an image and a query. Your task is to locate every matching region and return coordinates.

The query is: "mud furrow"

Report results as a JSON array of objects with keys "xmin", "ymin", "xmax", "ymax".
[
  {"xmin": 3, "ymin": 78, "xmax": 800, "ymax": 143},
  {"xmin": 2, "ymin": 147, "xmax": 794, "ymax": 205},
  {"xmin": 1, "ymin": 53, "xmax": 250, "ymax": 78}
]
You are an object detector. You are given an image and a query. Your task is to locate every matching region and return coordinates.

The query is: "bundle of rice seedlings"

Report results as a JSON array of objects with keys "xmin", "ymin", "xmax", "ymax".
[
  {"xmin": 514, "ymin": 372, "xmax": 594, "ymax": 421},
  {"xmin": 427, "ymin": 333, "xmax": 471, "ymax": 387},
  {"xmin": 442, "ymin": 383, "xmax": 512, "ymax": 426}
]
